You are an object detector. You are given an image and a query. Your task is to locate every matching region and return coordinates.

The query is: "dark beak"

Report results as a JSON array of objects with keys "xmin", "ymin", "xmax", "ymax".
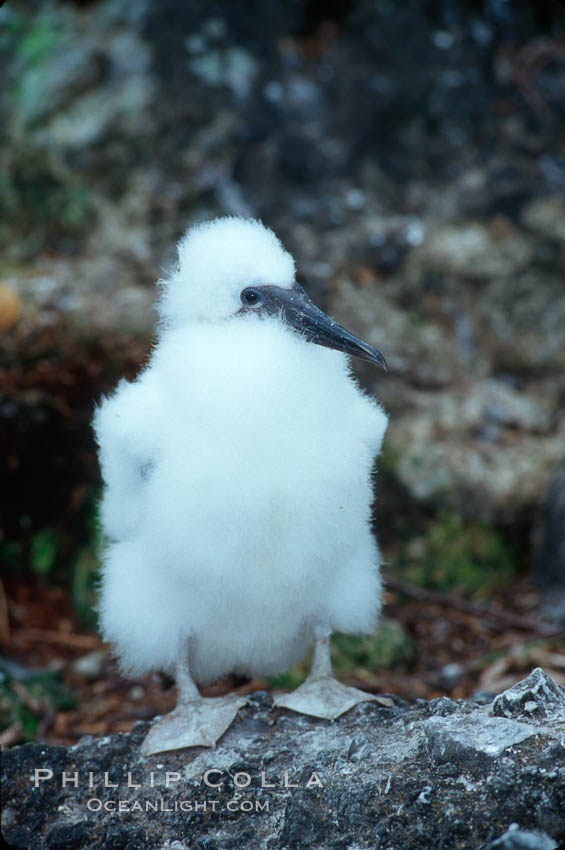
[{"xmin": 250, "ymin": 283, "xmax": 387, "ymax": 369}]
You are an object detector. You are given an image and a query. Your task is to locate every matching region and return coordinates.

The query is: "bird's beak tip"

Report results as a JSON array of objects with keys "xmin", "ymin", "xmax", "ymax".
[{"xmin": 357, "ymin": 341, "xmax": 387, "ymax": 371}]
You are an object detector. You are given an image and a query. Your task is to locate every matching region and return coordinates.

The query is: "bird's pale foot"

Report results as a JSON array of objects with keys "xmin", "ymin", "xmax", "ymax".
[
  {"xmin": 274, "ymin": 674, "xmax": 378, "ymax": 720},
  {"xmin": 274, "ymin": 633, "xmax": 378, "ymax": 720},
  {"xmin": 141, "ymin": 694, "xmax": 247, "ymax": 755}
]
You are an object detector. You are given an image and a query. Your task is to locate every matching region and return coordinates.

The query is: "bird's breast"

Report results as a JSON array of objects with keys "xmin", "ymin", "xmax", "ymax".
[{"xmin": 143, "ymin": 320, "xmax": 384, "ymax": 583}]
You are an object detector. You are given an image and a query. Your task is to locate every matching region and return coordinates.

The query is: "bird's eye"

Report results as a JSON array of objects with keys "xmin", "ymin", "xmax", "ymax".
[{"xmin": 240, "ymin": 288, "xmax": 264, "ymax": 308}]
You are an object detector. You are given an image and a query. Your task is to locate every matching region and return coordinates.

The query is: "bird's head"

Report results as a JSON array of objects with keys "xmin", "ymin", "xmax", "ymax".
[{"xmin": 158, "ymin": 217, "xmax": 386, "ymax": 369}]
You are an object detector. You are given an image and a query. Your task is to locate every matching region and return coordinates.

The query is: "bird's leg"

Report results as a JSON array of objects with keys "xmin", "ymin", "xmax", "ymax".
[
  {"xmin": 274, "ymin": 631, "xmax": 379, "ymax": 720},
  {"xmin": 141, "ymin": 643, "xmax": 247, "ymax": 756}
]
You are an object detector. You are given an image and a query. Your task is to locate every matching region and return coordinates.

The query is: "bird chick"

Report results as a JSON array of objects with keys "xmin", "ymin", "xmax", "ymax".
[{"xmin": 94, "ymin": 217, "xmax": 388, "ymax": 755}]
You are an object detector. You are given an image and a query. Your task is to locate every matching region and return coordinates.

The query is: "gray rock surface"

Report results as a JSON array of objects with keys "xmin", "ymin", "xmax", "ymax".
[
  {"xmin": 492, "ymin": 667, "xmax": 565, "ymax": 721},
  {"xmin": 2, "ymin": 669, "xmax": 564, "ymax": 849},
  {"xmin": 485, "ymin": 824, "xmax": 559, "ymax": 850}
]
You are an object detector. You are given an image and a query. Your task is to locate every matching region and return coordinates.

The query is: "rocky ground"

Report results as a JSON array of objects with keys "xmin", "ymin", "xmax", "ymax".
[{"xmin": 2, "ymin": 668, "xmax": 565, "ymax": 850}]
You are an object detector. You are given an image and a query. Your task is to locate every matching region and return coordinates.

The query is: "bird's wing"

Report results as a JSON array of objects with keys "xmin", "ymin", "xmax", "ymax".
[
  {"xmin": 93, "ymin": 377, "xmax": 161, "ymax": 542},
  {"xmin": 352, "ymin": 392, "xmax": 388, "ymax": 457}
]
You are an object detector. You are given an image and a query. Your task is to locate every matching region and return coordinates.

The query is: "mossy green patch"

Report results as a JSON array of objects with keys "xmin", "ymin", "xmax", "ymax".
[
  {"xmin": 0, "ymin": 7, "xmax": 93, "ymax": 254},
  {"xmin": 0, "ymin": 659, "xmax": 75, "ymax": 744},
  {"xmin": 377, "ymin": 443, "xmax": 402, "ymax": 475},
  {"xmin": 70, "ymin": 493, "xmax": 102, "ymax": 631},
  {"xmin": 268, "ymin": 656, "xmax": 310, "ymax": 692},
  {"xmin": 0, "ymin": 541, "xmax": 24, "ymax": 571},
  {"xmin": 331, "ymin": 619, "xmax": 416, "ymax": 674},
  {"xmin": 4, "ymin": 5, "xmax": 63, "ymax": 116},
  {"xmin": 29, "ymin": 529, "xmax": 60, "ymax": 575},
  {"xmin": 2, "ymin": 491, "xmax": 102, "ymax": 630},
  {"xmin": 393, "ymin": 512, "xmax": 517, "ymax": 597},
  {"xmin": 0, "ymin": 160, "xmax": 93, "ymax": 255},
  {"xmin": 71, "ymin": 545, "xmax": 101, "ymax": 633}
]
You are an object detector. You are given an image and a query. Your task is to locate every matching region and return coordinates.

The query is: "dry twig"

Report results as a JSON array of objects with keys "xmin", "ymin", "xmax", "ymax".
[{"xmin": 384, "ymin": 575, "xmax": 563, "ymax": 637}]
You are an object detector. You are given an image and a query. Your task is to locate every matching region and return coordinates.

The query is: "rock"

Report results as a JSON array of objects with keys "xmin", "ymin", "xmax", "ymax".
[
  {"xmin": 522, "ymin": 195, "xmax": 565, "ymax": 243},
  {"xmin": 424, "ymin": 714, "xmax": 536, "ymax": 762},
  {"xmin": 485, "ymin": 823, "xmax": 559, "ymax": 850},
  {"xmin": 417, "ymin": 221, "xmax": 532, "ymax": 280},
  {"xmin": 2, "ymin": 670, "xmax": 564, "ymax": 849},
  {"xmin": 440, "ymin": 662, "xmax": 464, "ymax": 691},
  {"xmin": 491, "ymin": 668, "xmax": 565, "ymax": 721},
  {"xmin": 71, "ymin": 651, "xmax": 109, "ymax": 681}
]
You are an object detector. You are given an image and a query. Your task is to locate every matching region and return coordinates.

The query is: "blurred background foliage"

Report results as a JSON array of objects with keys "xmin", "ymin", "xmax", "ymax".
[
  {"xmin": 1, "ymin": 0, "xmax": 564, "ymax": 743},
  {"xmin": 394, "ymin": 512, "xmax": 517, "ymax": 597}
]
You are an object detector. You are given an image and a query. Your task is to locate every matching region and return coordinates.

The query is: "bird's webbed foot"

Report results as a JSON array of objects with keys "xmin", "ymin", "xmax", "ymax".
[
  {"xmin": 141, "ymin": 692, "xmax": 247, "ymax": 755},
  {"xmin": 274, "ymin": 634, "xmax": 378, "ymax": 720},
  {"xmin": 141, "ymin": 650, "xmax": 247, "ymax": 755}
]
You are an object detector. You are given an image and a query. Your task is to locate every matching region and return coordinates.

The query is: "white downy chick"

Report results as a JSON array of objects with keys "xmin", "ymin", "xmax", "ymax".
[{"xmin": 94, "ymin": 217, "xmax": 388, "ymax": 754}]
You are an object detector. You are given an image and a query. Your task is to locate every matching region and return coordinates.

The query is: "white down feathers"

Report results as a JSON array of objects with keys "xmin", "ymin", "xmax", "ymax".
[{"xmin": 94, "ymin": 218, "xmax": 388, "ymax": 683}]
